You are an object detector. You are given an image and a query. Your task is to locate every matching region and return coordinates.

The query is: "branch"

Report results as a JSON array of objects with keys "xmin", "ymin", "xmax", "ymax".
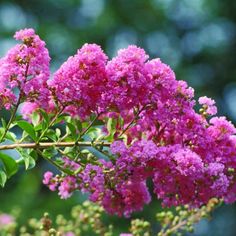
[{"xmin": 0, "ymin": 141, "xmax": 111, "ymax": 151}]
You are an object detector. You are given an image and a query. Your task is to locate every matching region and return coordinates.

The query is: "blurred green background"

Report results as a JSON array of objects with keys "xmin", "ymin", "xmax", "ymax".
[{"xmin": 0, "ymin": 0, "xmax": 236, "ymax": 235}]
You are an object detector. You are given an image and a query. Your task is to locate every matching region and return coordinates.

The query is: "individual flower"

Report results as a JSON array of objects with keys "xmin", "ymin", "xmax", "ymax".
[{"xmin": 199, "ymin": 96, "xmax": 217, "ymax": 115}]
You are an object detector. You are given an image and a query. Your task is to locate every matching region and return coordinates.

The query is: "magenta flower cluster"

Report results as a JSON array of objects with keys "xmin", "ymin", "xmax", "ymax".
[
  {"xmin": 1, "ymin": 29, "xmax": 236, "ymax": 217},
  {"xmin": 48, "ymin": 43, "xmax": 108, "ymax": 118}
]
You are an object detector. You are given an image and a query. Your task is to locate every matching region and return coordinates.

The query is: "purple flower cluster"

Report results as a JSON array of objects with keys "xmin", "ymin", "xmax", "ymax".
[
  {"xmin": 43, "ymin": 158, "xmax": 150, "ymax": 217},
  {"xmin": 42, "ymin": 112, "xmax": 236, "ymax": 215}
]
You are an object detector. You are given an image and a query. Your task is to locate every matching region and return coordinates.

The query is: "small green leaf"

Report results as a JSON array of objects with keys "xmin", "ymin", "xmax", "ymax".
[
  {"xmin": 105, "ymin": 118, "xmax": 117, "ymax": 141},
  {"xmin": 42, "ymin": 148, "xmax": 58, "ymax": 158},
  {"xmin": 1, "ymin": 118, "xmax": 6, "ymax": 129},
  {"xmin": 0, "ymin": 128, "xmax": 4, "ymax": 138},
  {"xmin": 17, "ymin": 148, "xmax": 36, "ymax": 170},
  {"xmin": 56, "ymin": 114, "xmax": 68, "ymax": 124},
  {"xmin": 76, "ymin": 119, "xmax": 82, "ymax": 132},
  {"xmin": 39, "ymin": 109, "xmax": 49, "ymax": 125},
  {"xmin": 87, "ymin": 127, "xmax": 103, "ymax": 140},
  {"xmin": 45, "ymin": 129, "xmax": 57, "ymax": 141},
  {"xmin": 67, "ymin": 122, "xmax": 77, "ymax": 139},
  {"xmin": 34, "ymin": 123, "xmax": 43, "ymax": 131},
  {"xmin": 107, "ymin": 118, "xmax": 117, "ymax": 133},
  {"xmin": 55, "ymin": 128, "xmax": 61, "ymax": 139},
  {"xmin": 32, "ymin": 112, "xmax": 40, "ymax": 126},
  {"xmin": 17, "ymin": 120, "xmax": 37, "ymax": 141},
  {"xmin": 6, "ymin": 132, "xmax": 17, "ymax": 142},
  {"xmin": 0, "ymin": 170, "xmax": 7, "ymax": 187},
  {"xmin": 15, "ymin": 115, "xmax": 23, "ymax": 121},
  {"xmin": 0, "ymin": 152, "xmax": 18, "ymax": 177}
]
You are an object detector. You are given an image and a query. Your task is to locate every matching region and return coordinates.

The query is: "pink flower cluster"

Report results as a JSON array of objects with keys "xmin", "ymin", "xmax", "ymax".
[{"xmin": 0, "ymin": 28, "xmax": 50, "ymax": 110}]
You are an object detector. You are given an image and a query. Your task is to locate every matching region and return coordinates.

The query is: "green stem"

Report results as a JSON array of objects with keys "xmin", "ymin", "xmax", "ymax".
[
  {"xmin": 36, "ymin": 149, "xmax": 73, "ymax": 175},
  {"xmin": 119, "ymin": 106, "xmax": 146, "ymax": 137},
  {"xmin": 92, "ymin": 144, "xmax": 115, "ymax": 162},
  {"xmin": 37, "ymin": 106, "xmax": 65, "ymax": 143},
  {"xmin": 0, "ymin": 60, "xmax": 30, "ymax": 143},
  {"xmin": 78, "ymin": 113, "xmax": 100, "ymax": 139}
]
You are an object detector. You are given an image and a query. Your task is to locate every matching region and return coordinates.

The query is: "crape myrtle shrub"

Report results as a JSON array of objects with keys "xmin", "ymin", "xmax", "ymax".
[{"xmin": 0, "ymin": 28, "xmax": 235, "ymax": 226}]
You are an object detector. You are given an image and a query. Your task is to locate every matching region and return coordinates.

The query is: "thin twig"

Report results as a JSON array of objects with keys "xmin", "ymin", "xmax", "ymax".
[
  {"xmin": 119, "ymin": 106, "xmax": 147, "ymax": 137},
  {"xmin": 37, "ymin": 106, "xmax": 65, "ymax": 143},
  {"xmin": 36, "ymin": 149, "xmax": 73, "ymax": 175},
  {"xmin": 79, "ymin": 113, "xmax": 100, "ymax": 138}
]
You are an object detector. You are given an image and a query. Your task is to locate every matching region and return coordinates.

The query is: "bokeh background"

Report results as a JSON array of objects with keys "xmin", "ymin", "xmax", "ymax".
[{"xmin": 0, "ymin": 0, "xmax": 236, "ymax": 235}]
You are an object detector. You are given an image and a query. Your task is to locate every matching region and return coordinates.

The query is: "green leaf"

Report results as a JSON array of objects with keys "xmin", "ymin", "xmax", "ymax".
[
  {"xmin": 0, "ymin": 128, "xmax": 4, "ymax": 138},
  {"xmin": 67, "ymin": 122, "xmax": 77, "ymax": 139},
  {"xmin": 39, "ymin": 109, "xmax": 49, "ymax": 125},
  {"xmin": 17, "ymin": 148, "xmax": 36, "ymax": 170},
  {"xmin": 5, "ymin": 131, "xmax": 17, "ymax": 142},
  {"xmin": 42, "ymin": 147, "xmax": 58, "ymax": 159},
  {"xmin": 55, "ymin": 128, "xmax": 61, "ymax": 139},
  {"xmin": 107, "ymin": 118, "xmax": 117, "ymax": 133},
  {"xmin": 75, "ymin": 119, "xmax": 82, "ymax": 132},
  {"xmin": 45, "ymin": 129, "xmax": 57, "ymax": 141},
  {"xmin": 0, "ymin": 170, "xmax": 7, "ymax": 187},
  {"xmin": 17, "ymin": 120, "xmax": 37, "ymax": 141},
  {"xmin": 56, "ymin": 114, "xmax": 68, "ymax": 124},
  {"xmin": 87, "ymin": 127, "xmax": 103, "ymax": 140},
  {"xmin": 32, "ymin": 112, "xmax": 40, "ymax": 126},
  {"xmin": 105, "ymin": 118, "xmax": 117, "ymax": 141},
  {"xmin": 0, "ymin": 152, "xmax": 18, "ymax": 177},
  {"xmin": 34, "ymin": 123, "xmax": 43, "ymax": 131},
  {"xmin": 1, "ymin": 118, "xmax": 6, "ymax": 129},
  {"xmin": 15, "ymin": 115, "xmax": 23, "ymax": 121}
]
